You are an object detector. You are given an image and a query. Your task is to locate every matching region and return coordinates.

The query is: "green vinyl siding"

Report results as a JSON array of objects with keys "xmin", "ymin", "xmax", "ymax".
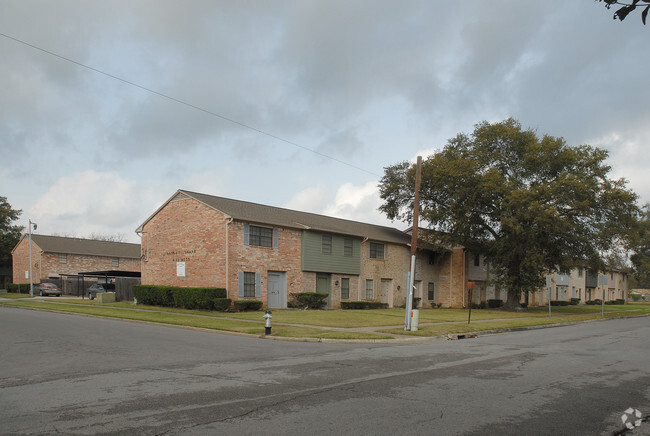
[{"xmin": 301, "ymin": 230, "xmax": 361, "ymax": 274}]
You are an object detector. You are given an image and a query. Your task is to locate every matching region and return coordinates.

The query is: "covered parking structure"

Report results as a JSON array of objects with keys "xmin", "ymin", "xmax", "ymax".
[{"xmin": 58, "ymin": 270, "xmax": 141, "ymax": 301}]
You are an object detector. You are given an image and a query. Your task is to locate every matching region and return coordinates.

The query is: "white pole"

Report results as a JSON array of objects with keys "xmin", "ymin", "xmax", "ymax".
[
  {"xmin": 28, "ymin": 220, "xmax": 35, "ymax": 296},
  {"xmin": 405, "ymin": 255, "xmax": 416, "ymax": 330}
]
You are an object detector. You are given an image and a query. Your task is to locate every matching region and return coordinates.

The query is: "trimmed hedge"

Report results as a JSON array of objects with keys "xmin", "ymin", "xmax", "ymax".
[
  {"xmin": 550, "ymin": 300, "xmax": 570, "ymax": 306},
  {"xmin": 487, "ymin": 299, "xmax": 503, "ymax": 308},
  {"xmin": 570, "ymin": 298, "xmax": 581, "ymax": 305},
  {"xmin": 6, "ymin": 283, "xmax": 32, "ymax": 293},
  {"xmin": 605, "ymin": 299, "xmax": 626, "ymax": 305},
  {"xmin": 585, "ymin": 299, "xmax": 602, "ymax": 305},
  {"xmin": 234, "ymin": 300, "xmax": 263, "ymax": 311},
  {"xmin": 132, "ymin": 285, "xmax": 229, "ymax": 311},
  {"xmin": 341, "ymin": 301, "xmax": 388, "ymax": 310},
  {"xmin": 289, "ymin": 292, "xmax": 329, "ymax": 309}
]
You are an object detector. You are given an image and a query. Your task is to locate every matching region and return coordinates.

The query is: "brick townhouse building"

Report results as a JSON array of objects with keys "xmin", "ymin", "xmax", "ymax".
[
  {"xmin": 136, "ymin": 189, "xmax": 481, "ymax": 309},
  {"xmin": 12, "ymin": 234, "xmax": 141, "ymax": 284}
]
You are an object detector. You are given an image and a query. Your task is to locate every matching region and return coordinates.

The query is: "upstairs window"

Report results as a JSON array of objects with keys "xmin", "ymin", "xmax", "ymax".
[
  {"xmin": 112, "ymin": 257, "xmax": 119, "ymax": 267},
  {"xmin": 249, "ymin": 225, "xmax": 273, "ymax": 247},
  {"xmin": 322, "ymin": 235, "xmax": 332, "ymax": 255},
  {"xmin": 369, "ymin": 242, "xmax": 384, "ymax": 259},
  {"xmin": 344, "ymin": 238, "xmax": 353, "ymax": 256},
  {"xmin": 59, "ymin": 254, "xmax": 67, "ymax": 264},
  {"xmin": 474, "ymin": 254, "xmax": 480, "ymax": 267}
]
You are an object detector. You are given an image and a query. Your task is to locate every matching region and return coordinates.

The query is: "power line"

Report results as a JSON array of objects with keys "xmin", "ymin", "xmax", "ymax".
[{"xmin": 0, "ymin": 31, "xmax": 382, "ymax": 178}]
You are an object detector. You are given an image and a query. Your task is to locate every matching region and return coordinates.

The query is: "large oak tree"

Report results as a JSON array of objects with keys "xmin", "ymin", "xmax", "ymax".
[
  {"xmin": 379, "ymin": 119, "xmax": 639, "ymax": 309},
  {"xmin": 0, "ymin": 196, "xmax": 23, "ymax": 269}
]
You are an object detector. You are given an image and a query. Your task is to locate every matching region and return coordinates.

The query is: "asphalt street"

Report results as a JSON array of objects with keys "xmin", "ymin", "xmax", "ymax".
[{"xmin": 0, "ymin": 306, "xmax": 648, "ymax": 435}]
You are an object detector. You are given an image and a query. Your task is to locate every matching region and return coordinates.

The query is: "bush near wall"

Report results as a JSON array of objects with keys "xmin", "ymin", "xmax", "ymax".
[
  {"xmin": 289, "ymin": 292, "xmax": 329, "ymax": 309},
  {"xmin": 550, "ymin": 300, "xmax": 570, "ymax": 306},
  {"xmin": 570, "ymin": 298, "xmax": 581, "ymax": 305},
  {"xmin": 132, "ymin": 285, "xmax": 229, "ymax": 311},
  {"xmin": 487, "ymin": 299, "xmax": 503, "ymax": 308},
  {"xmin": 585, "ymin": 299, "xmax": 603, "ymax": 305},
  {"xmin": 233, "ymin": 300, "xmax": 263, "ymax": 311},
  {"xmin": 605, "ymin": 299, "xmax": 626, "ymax": 305},
  {"xmin": 6, "ymin": 283, "xmax": 32, "ymax": 293},
  {"xmin": 341, "ymin": 301, "xmax": 388, "ymax": 310}
]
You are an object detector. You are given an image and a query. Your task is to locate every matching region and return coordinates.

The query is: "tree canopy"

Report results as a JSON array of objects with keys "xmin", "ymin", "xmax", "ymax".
[
  {"xmin": 631, "ymin": 205, "xmax": 650, "ymax": 288},
  {"xmin": 598, "ymin": 0, "xmax": 650, "ymax": 24},
  {"xmin": 379, "ymin": 119, "xmax": 639, "ymax": 309},
  {"xmin": 0, "ymin": 197, "xmax": 24, "ymax": 267}
]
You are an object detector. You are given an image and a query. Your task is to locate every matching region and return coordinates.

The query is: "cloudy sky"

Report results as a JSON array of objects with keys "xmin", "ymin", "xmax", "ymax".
[{"xmin": 1, "ymin": 1, "xmax": 648, "ymax": 243}]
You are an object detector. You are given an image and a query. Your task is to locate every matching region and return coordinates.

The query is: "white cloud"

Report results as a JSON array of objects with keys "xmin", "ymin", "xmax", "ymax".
[{"xmin": 31, "ymin": 171, "xmax": 142, "ymax": 241}]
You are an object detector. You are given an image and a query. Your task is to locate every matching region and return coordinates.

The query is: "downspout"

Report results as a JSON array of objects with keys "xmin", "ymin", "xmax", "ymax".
[
  {"xmin": 462, "ymin": 249, "xmax": 466, "ymax": 308},
  {"xmin": 449, "ymin": 251, "xmax": 453, "ymax": 308},
  {"xmin": 360, "ymin": 237, "xmax": 368, "ymax": 300},
  {"xmin": 225, "ymin": 216, "xmax": 233, "ymax": 298}
]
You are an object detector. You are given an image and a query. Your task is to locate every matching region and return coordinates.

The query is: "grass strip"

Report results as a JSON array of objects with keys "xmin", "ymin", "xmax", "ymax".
[{"xmin": 0, "ymin": 300, "xmax": 392, "ymax": 340}]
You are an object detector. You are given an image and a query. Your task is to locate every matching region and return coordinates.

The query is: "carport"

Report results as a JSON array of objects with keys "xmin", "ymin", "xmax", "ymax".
[{"xmin": 58, "ymin": 270, "xmax": 141, "ymax": 301}]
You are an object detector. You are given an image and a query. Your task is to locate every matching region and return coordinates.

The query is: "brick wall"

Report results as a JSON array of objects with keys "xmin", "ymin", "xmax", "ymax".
[
  {"xmin": 227, "ymin": 221, "xmax": 302, "ymax": 305},
  {"xmin": 12, "ymin": 236, "xmax": 139, "ymax": 284},
  {"xmin": 140, "ymin": 195, "xmax": 304, "ymax": 305},
  {"xmin": 11, "ymin": 237, "xmax": 41, "ymax": 284},
  {"xmin": 141, "ymin": 195, "xmax": 229, "ymax": 288}
]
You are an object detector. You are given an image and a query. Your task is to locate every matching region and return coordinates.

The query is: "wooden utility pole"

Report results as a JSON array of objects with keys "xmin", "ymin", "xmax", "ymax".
[{"xmin": 405, "ymin": 156, "xmax": 422, "ymax": 331}]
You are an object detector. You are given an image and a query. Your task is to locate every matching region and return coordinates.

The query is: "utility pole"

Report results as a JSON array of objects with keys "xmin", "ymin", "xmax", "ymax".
[
  {"xmin": 405, "ymin": 156, "xmax": 422, "ymax": 331},
  {"xmin": 28, "ymin": 219, "xmax": 37, "ymax": 297}
]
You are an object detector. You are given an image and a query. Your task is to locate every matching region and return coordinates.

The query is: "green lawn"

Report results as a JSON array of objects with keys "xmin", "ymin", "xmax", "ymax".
[{"xmin": 1, "ymin": 298, "xmax": 647, "ymax": 340}]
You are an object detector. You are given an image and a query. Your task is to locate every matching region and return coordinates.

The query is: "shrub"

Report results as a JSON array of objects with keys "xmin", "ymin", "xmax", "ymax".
[
  {"xmin": 341, "ymin": 301, "xmax": 388, "ymax": 310},
  {"xmin": 487, "ymin": 299, "xmax": 503, "ymax": 308},
  {"xmin": 6, "ymin": 283, "xmax": 31, "ymax": 293},
  {"xmin": 213, "ymin": 298, "xmax": 232, "ymax": 312},
  {"xmin": 133, "ymin": 285, "xmax": 227, "ymax": 310},
  {"xmin": 585, "ymin": 299, "xmax": 603, "ymax": 305},
  {"xmin": 290, "ymin": 292, "xmax": 329, "ymax": 309},
  {"xmin": 470, "ymin": 303, "xmax": 481, "ymax": 309},
  {"xmin": 570, "ymin": 298, "xmax": 581, "ymax": 305},
  {"xmin": 550, "ymin": 300, "xmax": 570, "ymax": 306},
  {"xmin": 615, "ymin": 298, "xmax": 625, "ymax": 305},
  {"xmin": 234, "ymin": 300, "xmax": 263, "ymax": 311},
  {"xmin": 430, "ymin": 302, "xmax": 443, "ymax": 309}
]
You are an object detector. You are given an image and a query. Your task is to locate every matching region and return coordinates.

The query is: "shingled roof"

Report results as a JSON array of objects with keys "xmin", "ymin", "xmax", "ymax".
[
  {"xmin": 138, "ymin": 189, "xmax": 412, "ymax": 246},
  {"xmin": 22, "ymin": 234, "xmax": 141, "ymax": 259}
]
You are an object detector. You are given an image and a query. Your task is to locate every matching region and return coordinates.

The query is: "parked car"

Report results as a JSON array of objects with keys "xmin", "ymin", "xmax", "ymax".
[
  {"xmin": 37, "ymin": 282, "xmax": 62, "ymax": 297},
  {"xmin": 87, "ymin": 283, "xmax": 107, "ymax": 300}
]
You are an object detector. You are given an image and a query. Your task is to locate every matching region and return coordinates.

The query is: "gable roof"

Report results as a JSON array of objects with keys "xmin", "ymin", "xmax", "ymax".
[
  {"xmin": 20, "ymin": 234, "xmax": 141, "ymax": 259},
  {"xmin": 138, "ymin": 189, "xmax": 412, "ymax": 246}
]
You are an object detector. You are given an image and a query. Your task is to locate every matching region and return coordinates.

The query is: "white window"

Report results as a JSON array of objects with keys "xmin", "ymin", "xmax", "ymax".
[
  {"xmin": 341, "ymin": 278, "xmax": 350, "ymax": 299},
  {"xmin": 112, "ymin": 257, "xmax": 119, "ymax": 267},
  {"xmin": 59, "ymin": 254, "xmax": 67, "ymax": 264},
  {"xmin": 369, "ymin": 243, "xmax": 384, "ymax": 259},
  {"xmin": 365, "ymin": 279, "xmax": 374, "ymax": 299},
  {"xmin": 322, "ymin": 235, "xmax": 332, "ymax": 254}
]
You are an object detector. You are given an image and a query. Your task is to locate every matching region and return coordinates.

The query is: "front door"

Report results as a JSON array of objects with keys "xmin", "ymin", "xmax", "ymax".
[
  {"xmin": 380, "ymin": 279, "xmax": 392, "ymax": 308},
  {"xmin": 316, "ymin": 273, "xmax": 331, "ymax": 308},
  {"xmin": 267, "ymin": 271, "xmax": 287, "ymax": 308}
]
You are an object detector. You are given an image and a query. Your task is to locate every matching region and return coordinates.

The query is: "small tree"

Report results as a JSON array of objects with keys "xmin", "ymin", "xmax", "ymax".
[
  {"xmin": 631, "ymin": 205, "xmax": 650, "ymax": 288},
  {"xmin": 379, "ymin": 119, "xmax": 639, "ymax": 310},
  {"xmin": 0, "ymin": 197, "xmax": 24, "ymax": 268}
]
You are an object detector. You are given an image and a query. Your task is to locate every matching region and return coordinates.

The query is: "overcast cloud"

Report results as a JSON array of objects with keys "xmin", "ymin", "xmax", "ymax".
[{"xmin": 1, "ymin": 1, "xmax": 648, "ymax": 243}]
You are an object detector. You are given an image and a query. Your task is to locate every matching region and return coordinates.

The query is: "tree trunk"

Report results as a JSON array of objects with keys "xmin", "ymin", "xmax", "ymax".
[{"xmin": 502, "ymin": 288, "xmax": 523, "ymax": 311}]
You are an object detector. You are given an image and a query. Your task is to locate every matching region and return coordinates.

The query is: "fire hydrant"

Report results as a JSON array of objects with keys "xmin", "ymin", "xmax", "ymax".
[{"xmin": 263, "ymin": 309, "xmax": 272, "ymax": 335}]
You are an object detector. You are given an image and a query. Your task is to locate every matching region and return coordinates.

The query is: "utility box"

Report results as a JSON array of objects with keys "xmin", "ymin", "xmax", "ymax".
[
  {"xmin": 98, "ymin": 292, "xmax": 116, "ymax": 304},
  {"xmin": 411, "ymin": 309, "xmax": 420, "ymax": 331}
]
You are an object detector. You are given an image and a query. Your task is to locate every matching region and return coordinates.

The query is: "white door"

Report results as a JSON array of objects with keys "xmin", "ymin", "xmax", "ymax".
[
  {"xmin": 267, "ymin": 271, "xmax": 287, "ymax": 308},
  {"xmin": 380, "ymin": 279, "xmax": 392, "ymax": 308}
]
